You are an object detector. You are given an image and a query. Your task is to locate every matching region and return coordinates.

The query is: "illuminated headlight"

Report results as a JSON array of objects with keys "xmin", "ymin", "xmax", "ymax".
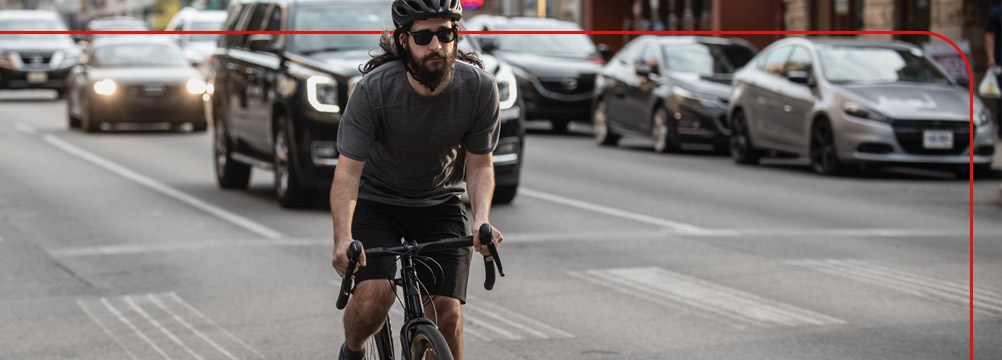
[
  {"xmin": 93, "ymin": 79, "xmax": 116, "ymax": 95},
  {"xmin": 842, "ymin": 101, "xmax": 886, "ymax": 122},
  {"xmin": 977, "ymin": 109, "xmax": 991, "ymax": 127},
  {"xmin": 186, "ymin": 79, "xmax": 208, "ymax": 94},
  {"xmin": 495, "ymin": 63, "xmax": 518, "ymax": 110},
  {"xmin": 307, "ymin": 75, "xmax": 340, "ymax": 113},
  {"xmin": 673, "ymin": 87, "xmax": 723, "ymax": 108}
]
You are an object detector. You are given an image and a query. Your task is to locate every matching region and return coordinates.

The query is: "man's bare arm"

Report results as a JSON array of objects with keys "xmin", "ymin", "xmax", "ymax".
[{"xmin": 331, "ymin": 155, "xmax": 366, "ymax": 276}]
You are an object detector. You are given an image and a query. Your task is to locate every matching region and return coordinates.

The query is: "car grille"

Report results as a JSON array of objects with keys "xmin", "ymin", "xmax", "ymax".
[
  {"xmin": 892, "ymin": 120, "xmax": 970, "ymax": 155},
  {"xmin": 538, "ymin": 73, "xmax": 595, "ymax": 95},
  {"xmin": 18, "ymin": 52, "xmax": 53, "ymax": 66},
  {"xmin": 125, "ymin": 83, "xmax": 180, "ymax": 98}
]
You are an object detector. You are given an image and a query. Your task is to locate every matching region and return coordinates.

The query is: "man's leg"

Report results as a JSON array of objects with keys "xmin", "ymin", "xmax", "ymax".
[
  {"xmin": 343, "ymin": 280, "xmax": 396, "ymax": 352},
  {"xmin": 423, "ymin": 296, "xmax": 463, "ymax": 360}
]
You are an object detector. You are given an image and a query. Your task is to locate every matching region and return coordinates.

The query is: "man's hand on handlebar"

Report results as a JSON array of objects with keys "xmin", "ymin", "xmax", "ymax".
[
  {"xmin": 473, "ymin": 222, "xmax": 503, "ymax": 260},
  {"xmin": 333, "ymin": 239, "xmax": 366, "ymax": 278}
]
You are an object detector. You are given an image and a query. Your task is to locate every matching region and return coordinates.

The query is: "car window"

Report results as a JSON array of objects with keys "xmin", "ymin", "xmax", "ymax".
[
  {"xmin": 492, "ymin": 23, "xmax": 596, "ymax": 58},
  {"xmin": 92, "ymin": 43, "xmax": 188, "ymax": 68},
  {"xmin": 613, "ymin": 41, "xmax": 644, "ymax": 65},
  {"xmin": 760, "ymin": 45, "xmax": 793, "ymax": 76},
  {"xmin": 0, "ymin": 17, "xmax": 71, "ymax": 41},
  {"xmin": 818, "ymin": 46, "xmax": 951, "ymax": 85},
  {"xmin": 290, "ymin": 3, "xmax": 389, "ymax": 54},
  {"xmin": 189, "ymin": 20, "xmax": 224, "ymax": 42},
  {"xmin": 220, "ymin": 4, "xmax": 248, "ymax": 48},
  {"xmin": 238, "ymin": 4, "xmax": 270, "ymax": 48},
  {"xmin": 662, "ymin": 42, "xmax": 755, "ymax": 76},
  {"xmin": 785, "ymin": 46, "xmax": 813, "ymax": 74}
]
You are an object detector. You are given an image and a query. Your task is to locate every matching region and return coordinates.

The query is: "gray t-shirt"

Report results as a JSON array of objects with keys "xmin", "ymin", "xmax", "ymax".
[{"xmin": 337, "ymin": 60, "xmax": 500, "ymax": 207}]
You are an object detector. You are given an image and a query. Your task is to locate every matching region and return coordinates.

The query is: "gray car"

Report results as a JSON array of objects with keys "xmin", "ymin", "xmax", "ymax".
[{"xmin": 728, "ymin": 37, "xmax": 995, "ymax": 176}]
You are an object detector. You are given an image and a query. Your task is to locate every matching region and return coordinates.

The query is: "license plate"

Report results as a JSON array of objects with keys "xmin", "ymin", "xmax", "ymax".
[
  {"xmin": 923, "ymin": 130, "xmax": 953, "ymax": 149},
  {"xmin": 27, "ymin": 72, "xmax": 47, "ymax": 84}
]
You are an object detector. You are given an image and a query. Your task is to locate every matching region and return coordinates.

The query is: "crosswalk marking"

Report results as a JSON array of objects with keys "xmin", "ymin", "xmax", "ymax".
[
  {"xmin": 787, "ymin": 259, "xmax": 1002, "ymax": 316},
  {"xmin": 570, "ymin": 267, "xmax": 845, "ymax": 329},
  {"xmin": 384, "ymin": 297, "xmax": 573, "ymax": 342},
  {"xmin": 78, "ymin": 293, "xmax": 265, "ymax": 360}
]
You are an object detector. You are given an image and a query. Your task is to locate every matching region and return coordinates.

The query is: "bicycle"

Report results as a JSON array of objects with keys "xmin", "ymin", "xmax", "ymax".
[{"xmin": 337, "ymin": 223, "xmax": 505, "ymax": 360}]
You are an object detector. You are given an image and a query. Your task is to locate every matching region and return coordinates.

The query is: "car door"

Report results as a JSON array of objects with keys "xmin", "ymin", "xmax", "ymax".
[
  {"xmin": 626, "ymin": 43, "xmax": 662, "ymax": 134},
  {"xmin": 219, "ymin": 4, "xmax": 254, "ymax": 144},
  {"xmin": 775, "ymin": 45, "xmax": 818, "ymax": 150},
  {"xmin": 243, "ymin": 5, "xmax": 283, "ymax": 152},
  {"xmin": 227, "ymin": 3, "xmax": 271, "ymax": 151},
  {"xmin": 746, "ymin": 45, "xmax": 793, "ymax": 148},
  {"xmin": 603, "ymin": 41, "xmax": 643, "ymax": 132}
]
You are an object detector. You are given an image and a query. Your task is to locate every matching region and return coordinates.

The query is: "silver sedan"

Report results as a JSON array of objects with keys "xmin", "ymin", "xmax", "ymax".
[{"xmin": 728, "ymin": 37, "xmax": 995, "ymax": 176}]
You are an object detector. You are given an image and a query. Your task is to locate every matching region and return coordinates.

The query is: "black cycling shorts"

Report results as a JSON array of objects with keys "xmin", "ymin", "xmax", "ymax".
[{"xmin": 351, "ymin": 196, "xmax": 472, "ymax": 304}]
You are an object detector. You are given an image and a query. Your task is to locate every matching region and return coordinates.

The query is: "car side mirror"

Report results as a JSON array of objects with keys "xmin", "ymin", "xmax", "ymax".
[
  {"xmin": 248, "ymin": 34, "xmax": 276, "ymax": 53},
  {"xmin": 787, "ymin": 70, "xmax": 814, "ymax": 86},
  {"xmin": 478, "ymin": 36, "xmax": 498, "ymax": 53},
  {"xmin": 597, "ymin": 44, "xmax": 613, "ymax": 63},
  {"xmin": 636, "ymin": 63, "xmax": 653, "ymax": 77}
]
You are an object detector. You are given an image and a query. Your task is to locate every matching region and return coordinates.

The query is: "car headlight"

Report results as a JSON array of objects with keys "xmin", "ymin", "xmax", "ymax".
[
  {"xmin": 977, "ymin": 109, "xmax": 991, "ymax": 127},
  {"xmin": 673, "ymin": 87, "xmax": 723, "ymax": 108},
  {"xmin": 842, "ymin": 102, "xmax": 886, "ymax": 122},
  {"xmin": 307, "ymin": 75, "xmax": 339, "ymax": 113},
  {"xmin": 495, "ymin": 63, "xmax": 517, "ymax": 110},
  {"xmin": 186, "ymin": 79, "xmax": 208, "ymax": 94},
  {"xmin": 0, "ymin": 52, "xmax": 22, "ymax": 69},
  {"xmin": 93, "ymin": 79, "xmax": 116, "ymax": 95}
]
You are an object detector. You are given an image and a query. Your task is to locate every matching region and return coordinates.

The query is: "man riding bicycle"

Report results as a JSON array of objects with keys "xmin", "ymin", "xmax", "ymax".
[{"xmin": 330, "ymin": 0, "xmax": 504, "ymax": 359}]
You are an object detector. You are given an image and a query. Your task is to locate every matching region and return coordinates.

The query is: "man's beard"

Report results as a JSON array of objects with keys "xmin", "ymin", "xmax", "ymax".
[{"xmin": 407, "ymin": 49, "xmax": 456, "ymax": 92}]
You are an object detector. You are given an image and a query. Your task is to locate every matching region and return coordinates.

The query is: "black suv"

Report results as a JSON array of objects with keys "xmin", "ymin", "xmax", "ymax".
[
  {"xmin": 0, "ymin": 10, "xmax": 80, "ymax": 97},
  {"xmin": 209, "ymin": 0, "xmax": 525, "ymax": 208}
]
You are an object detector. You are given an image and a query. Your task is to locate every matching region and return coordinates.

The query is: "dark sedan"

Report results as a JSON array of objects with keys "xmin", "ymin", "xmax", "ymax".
[
  {"xmin": 593, "ymin": 36, "xmax": 756, "ymax": 153},
  {"xmin": 465, "ymin": 15, "xmax": 607, "ymax": 132},
  {"xmin": 66, "ymin": 37, "xmax": 208, "ymax": 132}
]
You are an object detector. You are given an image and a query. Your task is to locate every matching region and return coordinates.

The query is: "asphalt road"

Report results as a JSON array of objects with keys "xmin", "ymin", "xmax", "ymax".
[{"xmin": 1, "ymin": 90, "xmax": 1000, "ymax": 359}]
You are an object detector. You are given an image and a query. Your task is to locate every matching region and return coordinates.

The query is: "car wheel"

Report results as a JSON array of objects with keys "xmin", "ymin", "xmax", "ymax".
[
  {"xmin": 273, "ymin": 114, "xmax": 313, "ymax": 208},
  {"xmin": 67, "ymin": 97, "xmax": 81, "ymax": 129},
  {"xmin": 593, "ymin": 100, "xmax": 620, "ymax": 146},
  {"xmin": 213, "ymin": 117, "xmax": 251, "ymax": 189},
  {"xmin": 652, "ymin": 107, "xmax": 680, "ymax": 153},
  {"xmin": 493, "ymin": 184, "xmax": 518, "ymax": 204},
  {"xmin": 81, "ymin": 95, "xmax": 100, "ymax": 133},
  {"xmin": 730, "ymin": 110, "xmax": 761, "ymax": 164},
  {"xmin": 809, "ymin": 118, "xmax": 843, "ymax": 175}
]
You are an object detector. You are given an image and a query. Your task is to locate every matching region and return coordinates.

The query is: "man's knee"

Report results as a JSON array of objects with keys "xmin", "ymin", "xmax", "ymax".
[
  {"xmin": 426, "ymin": 297, "xmax": 462, "ymax": 332},
  {"xmin": 347, "ymin": 280, "xmax": 395, "ymax": 318}
]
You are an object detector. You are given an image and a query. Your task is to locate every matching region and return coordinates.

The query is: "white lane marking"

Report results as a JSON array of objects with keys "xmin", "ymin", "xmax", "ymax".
[
  {"xmin": 576, "ymin": 267, "xmax": 845, "ymax": 328},
  {"xmin": 788, "ymin": 259, "xmax": 1002, "ymax": 316},
  {"xmin": 50, "ymin": 238, "xmax": 328, "ymax": 257},
  {"xmin": 77, "ymin": 299, "xmax": 140, "ymax": 360},
  {"xmin": 465, "ymin": 296, "xmax": 574, "ymax": 340},
  {"xmin": 148, "ymin": 294, "xmax": 241, "ymax": 360},
  {"xmin": 42, "ymin": 135, "xmax": 283, "ymax": 239},
  {"xmin": 566, "ymin": 271, "xmax": 749, "ymax": 330},
  {"xmin": 388, "ymin": 305, "xmax": 492, "ymax": 341},
  {"xmin": 14, "ymin": 123, "xmax": 36, "ymax": 135},
  {"xmin": 101, "ymin": 298, "xmax": 172, "ymax": 360},
  {"xmin": 519, "ymin": 188, "xmax": 711, "ymax": 233},
  {"xmin": 124, "ymin": 296, "xmax": 206, "ymax": 360},
  {"xmin": 165, "ymin": 292, "xmax": 266, "ymax": 359}
]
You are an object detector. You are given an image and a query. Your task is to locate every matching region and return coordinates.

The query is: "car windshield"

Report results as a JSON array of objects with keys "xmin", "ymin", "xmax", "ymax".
[
  {"xmin": 492, "ymin": 24, "xmax": 596, "ymax": 58},
  {"xmin": 93, "ymin": 44, "xmax": 188, "ymax": 68},
  {"xmin": 291, "ymin": 5, "xmax": 389, "ymax": 54},
  {"xmin": 661, "ymin": 42, "xmax": 755, "ymax": 76},
  {"xmin": 188, "ymin": 20, "xmax": 223, "ymax": 42},
  {"xmin": 0, "ymin": 18, "xmax": 70, "ymax": 41},
  {"xmin": 818, "ymin": 46, "xmax": 951, "ymax": 85}
]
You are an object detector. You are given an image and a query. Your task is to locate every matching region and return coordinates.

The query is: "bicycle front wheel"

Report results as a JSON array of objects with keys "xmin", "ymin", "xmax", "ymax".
[
  {"xmin": 409, "ymin": 325, "xmax": 453, "ymax": 360},
  {"xmin": 365, "ymin": 317, "xmax": 394, "ymax": 360}
]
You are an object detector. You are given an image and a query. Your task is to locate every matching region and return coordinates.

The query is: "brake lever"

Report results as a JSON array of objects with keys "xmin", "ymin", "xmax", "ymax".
[
  {"xmin": 479, "ymin": 223, "xmax": 505, "ymax": 291},
  {"xmin": 336, "ymin": 240, "xmax": 363, "ymax": 310}
]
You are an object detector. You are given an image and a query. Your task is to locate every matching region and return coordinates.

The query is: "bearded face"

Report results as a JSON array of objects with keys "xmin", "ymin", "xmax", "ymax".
[
  {"xmin": 400, "ymin": 18, "xmax": 458, "ymax": 92},
  {"xmin": 407, "ymin": 45, "xmax": 456, "ymax": 91}
]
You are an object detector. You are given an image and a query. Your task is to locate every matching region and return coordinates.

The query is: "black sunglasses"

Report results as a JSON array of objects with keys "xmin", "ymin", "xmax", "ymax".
[{"xmin": 408, "ymin": 27, "xmax": 458, "ymax": 46}]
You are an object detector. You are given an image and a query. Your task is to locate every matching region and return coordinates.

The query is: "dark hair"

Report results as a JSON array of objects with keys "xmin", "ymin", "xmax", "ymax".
[{"xmin": 360, "ymin": 24, "xmax": 483, "ymax": 75}]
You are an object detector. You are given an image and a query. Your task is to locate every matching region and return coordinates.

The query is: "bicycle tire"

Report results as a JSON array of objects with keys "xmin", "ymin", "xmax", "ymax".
[
  {"xmin": 409, "ymin": 325, "xmax": 453, "ymax": 360},
  {"xmin": 364, "ymin": 317, "xmax": 394, "ymax": 360}
]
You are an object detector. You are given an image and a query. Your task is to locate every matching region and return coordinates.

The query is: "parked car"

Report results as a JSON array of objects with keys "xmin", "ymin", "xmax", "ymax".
[
  {"xmin": 164, "ymin": 8, "xmax": 227, "ymax": 72},
  {"xmin": 209, "ymin": 0, "xmax": 524, "ymax": 208},
  {"xmin": 593, "ymin": 35, "xmax": 756, "ymax": 152},
  {"xmin": 464, "ymin": 15, "xmax": 608, "ymax": 132},
  {"xmin": 0, "ymin": 10, "xmax": 79, "ymax": 97},
  {"xmin": 81, "ymin": 16, "xmax": 149, "ymax": 43},
  {"xmin": 65, "ymin": 36, "xmax": 208, "ymax": 132},
  {"xmin": 728, "ymin": 37, "xmax": 995, "ymax": 176}
]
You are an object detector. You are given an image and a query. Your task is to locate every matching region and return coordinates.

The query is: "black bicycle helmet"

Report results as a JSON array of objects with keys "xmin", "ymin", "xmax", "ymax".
[{"xmin": 391, "ymin": 0, "xmax": 463, "ymax": 28}]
